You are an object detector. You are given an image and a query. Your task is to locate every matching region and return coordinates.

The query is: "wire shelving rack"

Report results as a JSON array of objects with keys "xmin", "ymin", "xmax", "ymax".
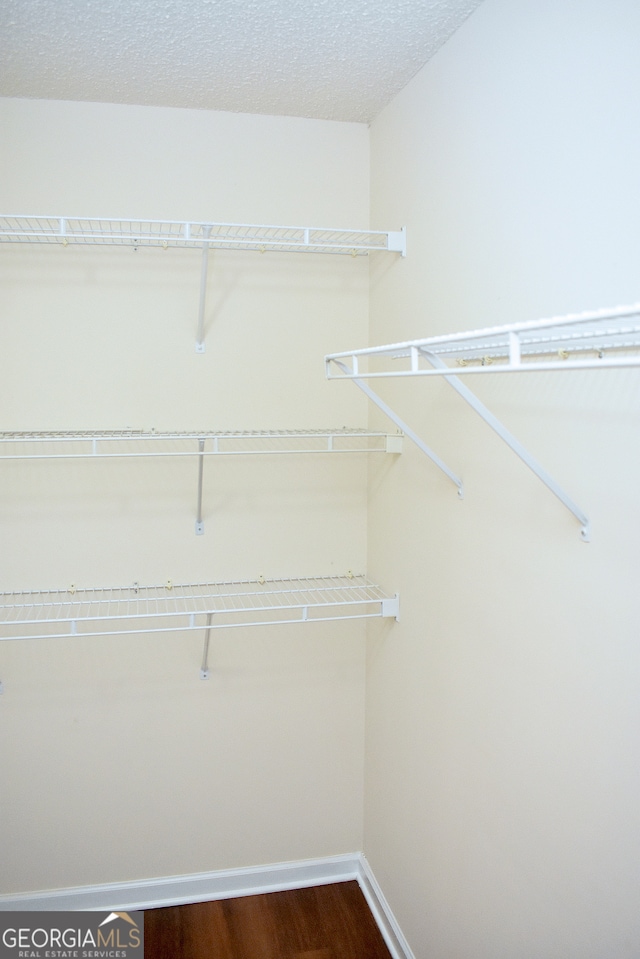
[
  {"xmin": 0, "ymin": 574, "xmax": 400, "ymax": 679},
  {"xmin": 1, "ymin": 214, "xmax": 406, "ymax": 353},
  {"xmin": 0, "ymin": 216, "xmax": 406, "ymax": 257},
  {"xmin": 0, "ymin": 428, "xmax": 403, "ymax": 535},
  {"xmin": 0, "ymin": 428, "xmax": 403, "ymax": 459},
  {"xmin": 325, "ymin": 303, "xmax": 640, "ymax": 378},
  {"xmin": 325, "ymin": 303, "xmax": 640, "ymax": 541}
]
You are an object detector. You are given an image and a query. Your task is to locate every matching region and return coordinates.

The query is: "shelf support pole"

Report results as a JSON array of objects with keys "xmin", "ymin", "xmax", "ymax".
[
  {"xmin": 200, "ymin": 612, "xmax": 213, "ymax": 679},
  {"xmin": 195, "ymin": 226, "xmax": 212, "ymax": 353},
  {"xmin": 418, "ymin": 348, "xmax": 590, "ymax": 541},
  {"xmin": 331, "ymin": 360, "xmax": 463, "ymax": 497},
  {"xmin": 195, "ymin": 438, "xmax": 205, "ymax": 535}
]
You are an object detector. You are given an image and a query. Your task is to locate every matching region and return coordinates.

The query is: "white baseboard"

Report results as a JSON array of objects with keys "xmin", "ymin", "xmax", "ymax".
[
  {"xmin": 355, "ymin": 855, "xmax": 416, "ymax": 959},
  {"xmin": 0, "ymin": 853, "xmax": 414, "ymax": 959},
  {"xmin": 0, "ymin": 854, "xmax": 360, "ymax": 912}
]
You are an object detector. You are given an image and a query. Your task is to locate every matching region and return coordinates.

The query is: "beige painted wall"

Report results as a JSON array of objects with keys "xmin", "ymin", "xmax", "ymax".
[
  {"xmin": 0, "ymin": 99, "xmax": 371, "ymax": 892},
  {"xmin": 366, "ymin": 1, "xmax": 640, "ymax": 956}
]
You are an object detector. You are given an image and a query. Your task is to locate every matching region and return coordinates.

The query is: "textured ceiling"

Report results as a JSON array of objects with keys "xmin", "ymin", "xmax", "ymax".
[{"xmin": 0, "ymin": 0, "xmax": 483, "ymax": 123}]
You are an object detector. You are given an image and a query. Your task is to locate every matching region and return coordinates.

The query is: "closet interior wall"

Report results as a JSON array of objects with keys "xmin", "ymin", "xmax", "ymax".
[
  {"xmin": 0, "ymin": 98, "xmax": 373, "ymax": 893},
  {"xmin": 364, "ymin": 1, "xmax": 640, "ymax": 958}
]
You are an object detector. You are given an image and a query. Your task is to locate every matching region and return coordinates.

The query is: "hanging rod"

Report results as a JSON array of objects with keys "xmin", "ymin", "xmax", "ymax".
[{"xmin": 0, "ymin": 574, "xmax": 400, "ymax": 680}]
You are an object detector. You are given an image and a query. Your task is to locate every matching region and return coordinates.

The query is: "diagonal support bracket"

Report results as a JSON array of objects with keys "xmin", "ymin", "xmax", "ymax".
[
  {"xmin": 195, "ymin": 226, "xmax": 212, "ymax": 353},
  {"xmin": 200, "ymin": 612, "xmax": 213, "ymax": 679},
  {"xmin": 331, "ymin": 359, "xmax": 463, "ymax": 497},
  {"xmin": 195, "ymin": 438, "xmax": 205, "ymax": 534},
  {"xmin": 418, "ymin": 348, "xmax": 590, "ymax": 541}
]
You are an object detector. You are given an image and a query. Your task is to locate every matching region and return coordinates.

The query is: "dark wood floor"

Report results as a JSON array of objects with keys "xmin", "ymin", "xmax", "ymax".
[{"xmin": 144, "ymin": 880, "xmax": 392, "ymax": 959}]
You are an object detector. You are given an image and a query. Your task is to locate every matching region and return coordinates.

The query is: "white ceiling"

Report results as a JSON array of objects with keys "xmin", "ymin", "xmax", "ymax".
[{"xmin": 0, "ymin": 0, "xmax": 483, "ymax": 123}]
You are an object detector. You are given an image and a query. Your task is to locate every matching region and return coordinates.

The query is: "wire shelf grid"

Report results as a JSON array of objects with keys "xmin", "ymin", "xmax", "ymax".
[
  {"xmin": 0, "ymin": 575, "xmax": 399, "ymax": 641},
  {"xmin": 326, "ymin": 303, "xmax": 640, "ymax": 377},
  {"xmin": 0, "ymin": 428, "xmax": 401, "ymax": 460},
  {"xmin": 0, "ymin": 216, "xmax": 405, "ymax": 256}
]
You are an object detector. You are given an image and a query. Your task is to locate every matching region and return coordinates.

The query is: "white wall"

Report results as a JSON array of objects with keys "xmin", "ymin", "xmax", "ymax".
[
  {"xmin": 0, "ymin": 99, "xmax": 371, "ymax": 892},
  {"xmin": 366, "ymin": 1, "xmax": 640, "ymax": 956}
]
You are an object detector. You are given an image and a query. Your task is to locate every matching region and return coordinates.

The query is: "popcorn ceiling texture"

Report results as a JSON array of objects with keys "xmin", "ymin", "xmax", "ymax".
[{"xmin": 0, "ymin": 0, "xmax": 483, "ymax": 122}]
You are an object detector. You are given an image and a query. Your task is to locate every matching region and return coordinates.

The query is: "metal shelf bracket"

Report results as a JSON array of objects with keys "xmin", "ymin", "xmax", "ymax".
[
  {"xmin": 381, "ymin": 593, "xmax": 401, "ymax": 621},
  {"xmin": 330, "ymin": 359, "xmax": 464, "ymax": 498},
  {"xmin": 200, "ymin": 612, "xmax": 213, "ymax": 679},
  {"xmin": 195, "ymin": 226, "xmax": 212, "ymax": 353},
  {"xmin": 387, "ymin": 227, "xmax": 407, "ymax": 257},
  {"xmin": 195, "ymin": 438, "xmax": 206, "ymax": 535},
  {"xmin": 419, "ymin": 348, "xmax": 590, "ymax": 540}
]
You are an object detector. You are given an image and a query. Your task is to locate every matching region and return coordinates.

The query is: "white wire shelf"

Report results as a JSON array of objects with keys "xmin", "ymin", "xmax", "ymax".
[
  {"xmin": 0, "ymin": 429, "xmax": 403, "ymax": 536},
  {"xmin": 0, "ymin": 428, "xmax": 403, "ymax": 460},
  {"xmin": 0, "ymin": 574, "xmax": 400, "ymax": 644},
  {"xmin": 325, "ymin": 303, "xmax": 640, "ymax": 378},
  {"xmin": 0, "ymin": 216, "xmax": 406, "ymax": 257},
  {"xmin": 324, "ymin": 302, "xmax": 640, "ymax": 540},
  {"xmin": 1, "ymin": 214, "xmax": 406, "ymax": 352}
]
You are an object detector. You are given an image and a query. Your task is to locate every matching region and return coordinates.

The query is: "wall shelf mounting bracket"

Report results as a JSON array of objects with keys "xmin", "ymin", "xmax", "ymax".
[
  {"xmin": 195, "ymin": 226, "xmax": 212, "ymax": 353},
  {"xmin": 195, "ymin": 438, "xmax": 206, "ymax": 535},
  {"xmin": 419, "ymin": 349, "xmax": 590, "ymax": 541},
  {"xmin": 330, "ymin": 359, "xmax": 463, "ymax": 498},
  {"xmin": 200, "ymin": 612, "xmax": 213, "ymax": 679}
]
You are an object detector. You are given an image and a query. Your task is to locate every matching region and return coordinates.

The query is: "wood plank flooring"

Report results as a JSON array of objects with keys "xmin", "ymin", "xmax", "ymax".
[{"xmin": 144, "ymin": 880, "xmax": 393, "ymax": 959}]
